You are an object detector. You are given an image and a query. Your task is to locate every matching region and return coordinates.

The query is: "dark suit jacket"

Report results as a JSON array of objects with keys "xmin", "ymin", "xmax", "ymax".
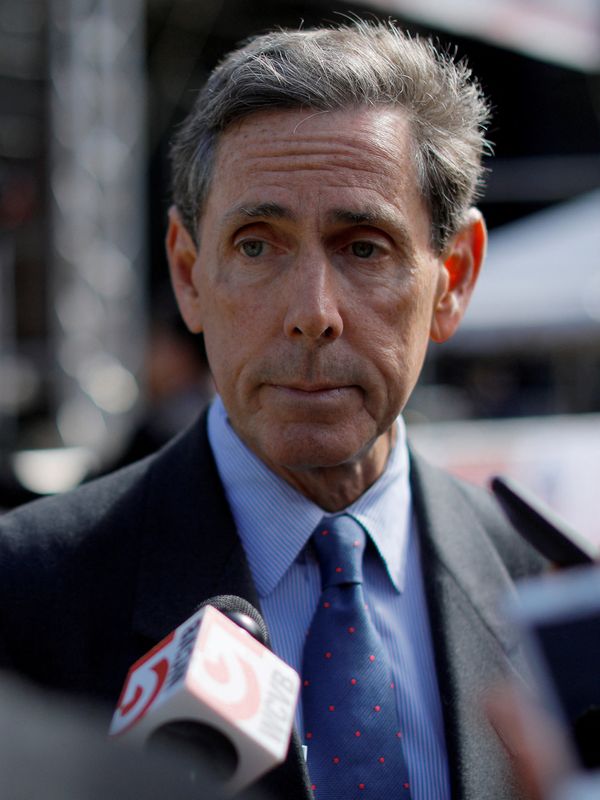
[{"xmin": 0, "ymin": 415, "xmax": 545, "ymax": 799}]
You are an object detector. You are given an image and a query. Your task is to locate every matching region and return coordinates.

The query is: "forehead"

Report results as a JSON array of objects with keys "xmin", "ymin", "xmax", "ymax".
[
  {"xmin": 203, "ymin": 106, "xmax": 429, "ymax": 236},
  {"xmin": 216, "ymin": 104, "xmax": 416, "ymax": 161}
]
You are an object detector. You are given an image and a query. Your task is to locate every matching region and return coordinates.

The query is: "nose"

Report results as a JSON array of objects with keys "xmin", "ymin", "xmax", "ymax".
[{"xmin": 283, "ymin": 253, "xmax": 344, "ymax": 342}]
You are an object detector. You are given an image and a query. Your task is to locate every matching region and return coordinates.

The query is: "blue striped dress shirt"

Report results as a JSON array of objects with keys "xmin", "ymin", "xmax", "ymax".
[{"xmin": 207, "ymin": 396, "xmax": 450, "ymax": 799}]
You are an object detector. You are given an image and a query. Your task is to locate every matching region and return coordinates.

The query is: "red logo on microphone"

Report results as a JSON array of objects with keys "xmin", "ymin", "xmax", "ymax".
[
  {"xmin": 190, "ymin": 608, "xmax": 264, "ymax": 722},
  {"xmin": 112, "ymin": 631, "xmax": 175, "ymax": 734}
]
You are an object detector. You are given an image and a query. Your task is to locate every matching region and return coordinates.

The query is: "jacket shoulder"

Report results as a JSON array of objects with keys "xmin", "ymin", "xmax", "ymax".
[
  {"xmin": 409, "ymin": 449, "xmax": 548, "ymax": 580},
  {"xmin": 0, "ymin": 414, "xmax": 213, "ymax": 561},
  {"xmin": 0, "ymin": 454, "xmax": 153, "ymax": 561}
]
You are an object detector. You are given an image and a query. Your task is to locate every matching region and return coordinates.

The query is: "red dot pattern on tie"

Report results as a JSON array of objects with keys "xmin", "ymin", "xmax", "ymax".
[{"xmin": 301, "ymin": 516, "xmax": 412, "ymax": 799}]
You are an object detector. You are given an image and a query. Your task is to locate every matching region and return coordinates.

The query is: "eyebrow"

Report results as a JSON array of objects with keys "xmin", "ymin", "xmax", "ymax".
[
  {"xmin": 227, "ymin": 203, "xmax": 403, "ymax": 229},
  {"xmin": 328, "ymin": 207, "xmax": 415, "ymax": 253},
  {"xmin": 328, "ymin": 207, "xmax": 397, "ymax": 227},
  {"xmin": 223, "ymin": 202, "xmax": 415, "ymax": 253}
]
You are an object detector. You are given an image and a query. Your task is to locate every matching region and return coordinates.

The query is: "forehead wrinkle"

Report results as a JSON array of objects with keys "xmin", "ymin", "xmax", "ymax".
[
  {"xmin": 247, "ymin": 125, "xmax": 405, "ymax": 157},
  {"xmin": 243, "ymin": 152, "xmax": 396, "ymax": 180},
  {"xmin": 236, "ymin": 135, "xmax": 407, "ymax": 177},
  {"xmin": 224, "ymin": 201, "xmax": 295, "ymax": 224}
]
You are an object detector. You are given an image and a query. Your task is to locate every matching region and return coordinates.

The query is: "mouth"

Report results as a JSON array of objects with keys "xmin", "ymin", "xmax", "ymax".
[
  {"xmin": 259, "ymin": 381, "xmax": 363, "ymax": 422},
  {"xmin": 277, "ymin": 383, "xmax": 348, "ymax": 393},
  {"xmin": 266, "ymin": 383, "xmax": 360, "ymax": 407}
]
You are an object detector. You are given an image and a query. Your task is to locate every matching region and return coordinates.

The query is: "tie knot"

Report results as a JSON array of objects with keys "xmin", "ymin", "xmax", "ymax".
[{"xmin": 311, "ymin": 515, "xmax": 366, "ymax": 588}]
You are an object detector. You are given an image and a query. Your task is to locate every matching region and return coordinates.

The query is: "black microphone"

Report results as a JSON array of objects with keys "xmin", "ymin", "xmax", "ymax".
[
  {"xmin": 146, "ymin": 596, "xmax": 271, "ymax": 783},
  {"xmin": 198, "ymin": 595, "xmax": 270, "ymax": 646},
  {"xmin": 0, "ymin": 670, "xmax": 228, "ymax": 800},
  {"xmin": 109, "ymin": 596, "xmax": 300, "ymax": 794}
]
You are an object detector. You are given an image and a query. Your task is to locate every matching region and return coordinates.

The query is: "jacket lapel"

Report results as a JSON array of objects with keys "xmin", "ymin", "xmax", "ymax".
[
  {"xmin": 131, "ymin": 414, "xmax": 312, "ymax": 800},
  {"xmin": 132, "ymin": 414, "xmax": 260, "ymax": 643},
  {"xmin": 410, "ymin": 451, "xmax": 528, "ymax": 800}
]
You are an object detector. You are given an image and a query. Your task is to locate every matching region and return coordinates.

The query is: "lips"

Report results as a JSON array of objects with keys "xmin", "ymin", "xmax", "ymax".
[
  {"xmin": 265, "ymin": 384, "xmax": 360, "ymax": 412},
  {"xmin": 278, "ymin": 383, "xmax": 348, "ymax": 393}
]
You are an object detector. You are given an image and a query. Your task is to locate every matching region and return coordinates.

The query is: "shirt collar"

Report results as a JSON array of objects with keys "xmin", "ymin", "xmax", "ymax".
[{"xmin": 207, "ymin": 396, "xmax": 412, "ymax": 597}]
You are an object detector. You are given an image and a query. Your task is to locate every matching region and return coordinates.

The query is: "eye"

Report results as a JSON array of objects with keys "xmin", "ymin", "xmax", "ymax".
[
  {"xmin": 239, "ymin": 240, "xmax": 265, "ymax": 258},
  {"xmin": 350, "ymin": 241, "xmax": 376, "ymax": 258}
]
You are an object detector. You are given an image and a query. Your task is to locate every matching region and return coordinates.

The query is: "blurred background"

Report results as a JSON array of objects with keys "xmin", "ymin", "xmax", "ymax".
[{"xmin": 0, "ymin": 0, "xmax": 599, "ymax": 541}]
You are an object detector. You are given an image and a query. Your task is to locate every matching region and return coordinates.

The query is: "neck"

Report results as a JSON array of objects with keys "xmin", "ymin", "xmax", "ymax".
[{"xmin": 270, "ymin": 427, "xmax": 395, "ymax": 512}]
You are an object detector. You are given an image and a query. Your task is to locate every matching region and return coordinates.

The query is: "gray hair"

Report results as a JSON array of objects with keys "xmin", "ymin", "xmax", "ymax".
[{"xmin": 169, "ymin": 20, "xmax": 491, "ymax": 253}]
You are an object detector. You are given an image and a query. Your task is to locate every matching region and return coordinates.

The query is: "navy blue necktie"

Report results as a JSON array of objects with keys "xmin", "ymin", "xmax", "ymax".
[{"xmin": 301, "ymin": 515, "xmax": 412, "ymax": 799}]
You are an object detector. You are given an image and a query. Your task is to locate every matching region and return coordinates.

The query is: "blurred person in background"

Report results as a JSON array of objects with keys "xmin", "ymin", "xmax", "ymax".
[
  {"xmin": 0, "ymin": 21, "xmax": 548, "ymax": 800},
  {"xmin": 106, "ymin": 289, "xmax": 214, "ymax": 470}
]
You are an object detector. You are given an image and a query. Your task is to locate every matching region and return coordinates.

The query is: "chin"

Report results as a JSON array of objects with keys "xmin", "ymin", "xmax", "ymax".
[{"xmin": 263, "ymin": 424, "xmax": 374, "ymax": 472}]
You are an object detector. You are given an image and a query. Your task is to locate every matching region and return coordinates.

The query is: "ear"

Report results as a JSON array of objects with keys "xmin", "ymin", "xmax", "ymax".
[
  {"xmin": 165, "ymin": 206, "xmax": 204, "ymax": 334},
  {"xmin": 430, "ymin": 208, "xmax": 487, "ymax": 343}
]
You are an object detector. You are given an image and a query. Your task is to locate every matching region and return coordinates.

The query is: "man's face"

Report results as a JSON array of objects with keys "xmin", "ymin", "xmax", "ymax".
[{"xmin": 168, "ymin": 107, "xmax": 476, "ymax": 485}]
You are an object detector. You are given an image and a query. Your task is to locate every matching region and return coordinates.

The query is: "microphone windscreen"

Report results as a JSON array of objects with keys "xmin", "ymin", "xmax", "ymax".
[{"xmin": 197, "ymin": 595, "xmax": 270, "ymax": 647}]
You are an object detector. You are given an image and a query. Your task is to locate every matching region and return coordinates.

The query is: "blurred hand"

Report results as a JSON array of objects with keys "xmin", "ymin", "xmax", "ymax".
[{"xmin": 485, "ymin": 683, "xmax": 575, "ymax": 800}]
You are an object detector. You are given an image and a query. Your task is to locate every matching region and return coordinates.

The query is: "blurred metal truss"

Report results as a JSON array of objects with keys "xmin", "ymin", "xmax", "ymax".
[{"xmin": 48, "ymin": 0, "xmax": 147, "ymax": 462}]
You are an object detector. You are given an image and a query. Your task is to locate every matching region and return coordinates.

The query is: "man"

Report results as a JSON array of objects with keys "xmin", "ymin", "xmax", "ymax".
[{"xmin": 0, "ymin": 22, "xmax": 545, "ymax": 800}]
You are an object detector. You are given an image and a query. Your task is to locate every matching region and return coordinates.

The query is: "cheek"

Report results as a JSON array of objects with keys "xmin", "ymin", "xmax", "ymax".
[
  {"xmin": 211, "ymin": 273, "xmax": 275, "ymax": 328},
  {"xmin": 363, "ymin": 286, "xmax": 435, "ymax": 392},
  {"xmin": 200, "ymin": 296, "xmax": 270, "ymax": 398}
]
